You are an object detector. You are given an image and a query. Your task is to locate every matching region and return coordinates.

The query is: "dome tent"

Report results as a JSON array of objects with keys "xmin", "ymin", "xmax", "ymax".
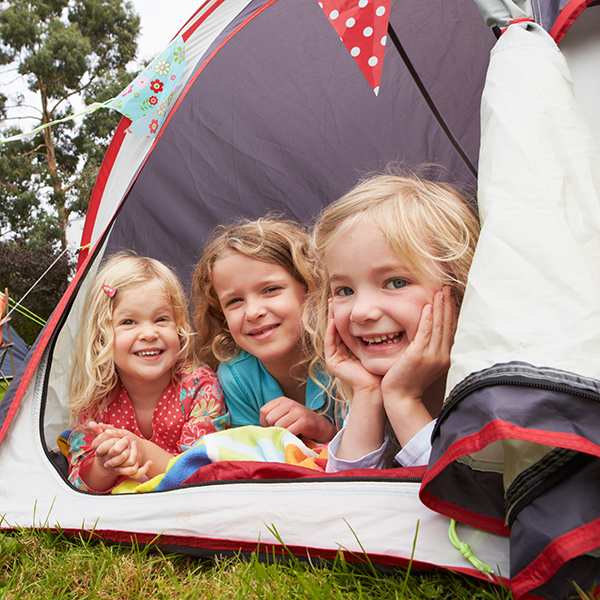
[{"xmin": 0, "ymin": 0, "xmax": 598, "ymax": 596}]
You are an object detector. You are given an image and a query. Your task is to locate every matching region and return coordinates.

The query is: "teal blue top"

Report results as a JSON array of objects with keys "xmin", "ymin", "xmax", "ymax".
[{"xmin": 217, "ymin": 350, "xmax": 337, "ymax": 429}]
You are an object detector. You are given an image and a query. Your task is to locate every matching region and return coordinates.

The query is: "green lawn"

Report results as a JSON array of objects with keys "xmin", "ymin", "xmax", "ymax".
[{"xmin": 0, "ymin": 527, "xmax": 516, "ymax": 600}]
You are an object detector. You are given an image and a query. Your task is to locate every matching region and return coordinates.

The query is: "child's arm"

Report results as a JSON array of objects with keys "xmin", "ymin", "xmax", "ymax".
[
  {"xmin": 259, "ymin": 397, "xmax": 336, "ymax": 443},
  {"xmin": 324, "ymin": 302, "xmax": 388, "ymax": 462},
  {"xmin": 381, "ymin": 287, "xmax": 455, "ymax": 448}
]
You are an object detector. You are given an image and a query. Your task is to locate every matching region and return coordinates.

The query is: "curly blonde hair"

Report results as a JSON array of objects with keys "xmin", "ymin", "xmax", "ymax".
[
  {"xmin": 192, "ymin": 217, "xmax": 321, "ymax": 373},
  {"xmin": 305, "ymin": 172, "xmax": 480, "ymax": 406},
  {"xmin": 67, "ymin": 252, "xmax": 197, "ymax": 420}
]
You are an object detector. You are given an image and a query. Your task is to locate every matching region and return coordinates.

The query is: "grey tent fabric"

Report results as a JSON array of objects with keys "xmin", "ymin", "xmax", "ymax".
[
  {"xmin": 104, "ymin": 0, "xmax": 495, "ymax": 290},
  {"xmin": 0, "ymin": 325, "xmax": 28, "ymax": 379}
]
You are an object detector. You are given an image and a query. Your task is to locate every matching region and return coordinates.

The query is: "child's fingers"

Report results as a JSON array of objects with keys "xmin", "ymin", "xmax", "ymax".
[
  {"xmin": 441, "ymin": 286, "xmax": 457, "ymax": 349},
  {"xmin": 260, "ymin": 397, "xmax": 293, "ymax": 427},
  {"xmin": 116, "ymin": 460, "xmax": 153, "ymax": 479},
  {"xmin": 99, "ymin": 436, "xmax": 131, "ymax": 467},
  {"xmin": 429, "ymin": 289, "xmax": 447, "ymax": 351},
  {"xmin": 324, "ymin": 300, "xmax": 340, "ymax": 358},
  {"xmin": 411, "ymin": 302, "xmax": 434, "ymax": 354},
  {"xmin": 421, "ymin": 287, "xmax": 453, "ymax": 356}
]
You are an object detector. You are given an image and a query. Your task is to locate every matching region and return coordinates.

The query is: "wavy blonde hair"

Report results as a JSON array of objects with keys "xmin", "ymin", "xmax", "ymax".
[
  {"xmin": 67, "ymin": 252, "xmax": 197, "ymax": 420},
  {"xmin": 305, "ymin": 172, "xmax": 480, "ymax": 406},
  {"xmin": 192, "ymin": 217, "xmax": 321, "ymax": 374}
]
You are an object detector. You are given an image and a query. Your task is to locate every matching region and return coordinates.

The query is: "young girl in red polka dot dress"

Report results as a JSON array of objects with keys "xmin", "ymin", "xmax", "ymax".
[{"xmin": 67, "ymin": 252, "xmax": 230, "ymax": 493}]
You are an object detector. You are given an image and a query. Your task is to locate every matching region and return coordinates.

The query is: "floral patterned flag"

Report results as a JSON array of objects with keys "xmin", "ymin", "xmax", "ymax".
[
  {"xmin": 318, "ymin": 0, "xmax": 391, "ymax": 95},
  {"xmin": 109, "ymin": 35, "xmax": 186, "ymax": 138}
]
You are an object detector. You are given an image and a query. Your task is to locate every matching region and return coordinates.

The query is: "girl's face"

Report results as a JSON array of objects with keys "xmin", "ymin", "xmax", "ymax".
[
  {"xmin": 112, "ymin": 281, "xmax": 181, "ymax": 393},
  {"xmin": 326, "ymin": 221, "xmax": 443, "ymax": 377},
  {"xmin": 212, "ymin": 252, "xmax": 306, "ymax": 376}
]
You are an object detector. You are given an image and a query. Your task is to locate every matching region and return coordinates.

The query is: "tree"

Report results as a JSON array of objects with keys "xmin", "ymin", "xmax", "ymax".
[
  {"xmin": 0, "ymin": 240, "xmax": 72, "ymax": 345},
  {"xmin": 0, "ymin": 0, "xmax": 140, "ymax": 247}
]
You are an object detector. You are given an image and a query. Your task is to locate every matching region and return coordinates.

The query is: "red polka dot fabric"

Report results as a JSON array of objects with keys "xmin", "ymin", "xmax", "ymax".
[
  {"xmin": 67, "ymin": 364, "xmax": 231, "ymax": 493},
  {"xmin": 318, "ymin": 0, "xmax": 392, "ymax": 94}
]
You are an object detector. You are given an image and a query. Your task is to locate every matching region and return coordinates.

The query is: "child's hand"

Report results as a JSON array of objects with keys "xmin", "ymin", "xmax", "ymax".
[
  {"xmin": 259, "ymin": 397, "xmax": 337, "ymax": 443},
  {"xmin": 325, "ymin": 300, "xmax": 381, "ymax": 394},
  {"xmin": 381, "ymin": 286, "xmax": 455, "ymax": 446},
  {"xmin": 382, "ymin": 286, "xmax": 455, "ymax": 400},
  {"xmin": 89, "ymin": 422, "xmax": 152, "ymax": 479}
]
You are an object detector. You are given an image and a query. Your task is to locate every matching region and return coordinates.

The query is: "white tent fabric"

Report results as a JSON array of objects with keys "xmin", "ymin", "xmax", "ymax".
[
  {"xmin": 1, "ymin": 351, "xmax": 510, "ymax": 576},
  {"xmin": 447, "ymin": 21, "xmax": 600, "ymax": 394}
]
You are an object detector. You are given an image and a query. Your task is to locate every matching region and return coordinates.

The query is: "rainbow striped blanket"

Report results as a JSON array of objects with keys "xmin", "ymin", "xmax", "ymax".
[{"xmin": 114, "ymin": 426, "xmax": 328, "ymax": 494}]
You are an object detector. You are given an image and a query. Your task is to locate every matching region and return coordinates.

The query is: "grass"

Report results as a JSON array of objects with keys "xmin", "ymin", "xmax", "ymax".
[{"xmin": 0, "ymin": 526, "xmax": 515, "ymax": 600}]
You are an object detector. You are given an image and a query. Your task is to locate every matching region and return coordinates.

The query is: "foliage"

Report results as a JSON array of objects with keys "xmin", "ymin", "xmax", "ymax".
[
  {"xmin": 0, "ymin": 0, "xmax": 140, "ymax": 247},
  {"xmin": 0, "ymin": 239, "xmax": 73, "ymax": 345},
  {"xmin": 0, "ymin": 526, "xmax": 518, "ymax": 600}
]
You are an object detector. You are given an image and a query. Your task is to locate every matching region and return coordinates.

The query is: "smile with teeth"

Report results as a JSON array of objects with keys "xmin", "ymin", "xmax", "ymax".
[
  {"xmin": 248, "ymin": 324, "xmax": 279, "ymax": 336},
  {"xmin": 135, "ymin": 350, "xmax": 162, "ymax": 357},
  {"xmin": 360, "ymin": 332, "xmax": 402, "ymax": 345}
]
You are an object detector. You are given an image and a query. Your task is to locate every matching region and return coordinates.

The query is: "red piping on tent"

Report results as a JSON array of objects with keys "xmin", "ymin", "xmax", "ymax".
[
  {"xmin": 421, "ymin": 419, "xmax": 600, "ymax": 535},
  {"xmin": 58, "ymin": 526, "xmax": 513, "ymax": 586},
  {"xmin": 500, "ymin": 17, "xmax": 535, "ymax": 34},
  {"xmin": 510, "ymin": 516, "xmax": 600, "ymax": 599},
  {"xmin": 178, "ymin": 0, "xmax": 229, "ymax": 43},
  {"xmin": 550, "ymin": 0, "xmax": 596, "ymax": 43},
  {"xmin": 77, "ymin": 117, "xmax": 130, "ymax": 269}
]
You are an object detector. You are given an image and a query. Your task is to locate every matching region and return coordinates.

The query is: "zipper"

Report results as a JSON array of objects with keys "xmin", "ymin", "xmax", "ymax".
[
  {"xmin": 505, "ymin": 450, "xmax": 593, "ymax": 528},
  {"xmin": 435, "ymin": 362, "xmax": 600, "ymax": 437},
  {"xmin": 433, "ymin": 362, "xmax": 599, "ymax": 528}
]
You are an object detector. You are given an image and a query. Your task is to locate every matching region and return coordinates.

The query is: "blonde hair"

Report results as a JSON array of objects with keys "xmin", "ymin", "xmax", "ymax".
[
  {"xmin": 68, "ymin": 252, "xmax": 197, "ymax": 420},
  {"xmin": 305, "ymin": 172, "xmax": 480, "ymax": 405},
  {"xmin": 192, "ymin": 217, "xmax": 321, "ymax": 373}
]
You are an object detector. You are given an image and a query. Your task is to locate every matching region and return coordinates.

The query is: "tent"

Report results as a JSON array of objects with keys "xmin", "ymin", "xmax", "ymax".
[
  {"xmin": 0, "ymin": 324, "xmax": 28, "ymax": 380},
  {"xmin": 0, "ymin": 0, "xmax": 597, "ymax": 596}
]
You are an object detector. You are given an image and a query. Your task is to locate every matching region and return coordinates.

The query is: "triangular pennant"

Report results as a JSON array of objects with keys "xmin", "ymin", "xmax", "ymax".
[
  {"xmin": 318, "ymin": 0, "xmax": 391, "ymax": 95},
  {"xmin": 109, "ymin": 35, "xmax": 186, "ymax": 138}
]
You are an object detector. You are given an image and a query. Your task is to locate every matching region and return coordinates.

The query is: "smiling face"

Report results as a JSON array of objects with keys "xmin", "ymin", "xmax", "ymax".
[
  {"xmin": 212, "ymin": 252, "xmax": 306, "ymax": 377},
  {"xmin": 326, "ymin": 221, "xmax": 443, "ymax": 377},
  {"xmin": 112, "ymin": 281, "xmax": 181, "ymax": 394}
]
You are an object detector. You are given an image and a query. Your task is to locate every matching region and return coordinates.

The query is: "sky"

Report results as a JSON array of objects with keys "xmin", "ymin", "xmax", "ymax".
[
  {"xmin": 0, "ymin": 0, "xmax": 200, "ymax": 127},
  {"xmin": 132, "ymin": 0, "xmax": 199, "ymax": 64}
]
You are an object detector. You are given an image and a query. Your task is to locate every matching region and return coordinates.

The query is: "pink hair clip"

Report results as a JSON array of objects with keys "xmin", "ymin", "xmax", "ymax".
[{"xmin": 102, "ymin": 285, "xmax": 116, "ymax": 297}]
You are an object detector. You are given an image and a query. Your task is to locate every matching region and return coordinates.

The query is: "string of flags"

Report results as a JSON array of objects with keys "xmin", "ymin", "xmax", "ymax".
[{"xmin": 0, "ymin": 0, "xmax": 391, "ymax": 146}]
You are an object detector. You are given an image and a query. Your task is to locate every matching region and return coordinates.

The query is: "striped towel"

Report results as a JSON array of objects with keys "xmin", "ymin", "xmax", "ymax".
[{"xmin": 123, "ymin": 426, "xmax": 328, "ymax": 494}]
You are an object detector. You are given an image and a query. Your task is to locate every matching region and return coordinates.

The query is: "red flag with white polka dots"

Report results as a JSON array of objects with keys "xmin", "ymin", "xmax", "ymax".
[{"xmin": 318, "ymin": 0, "xmax": 391, "ymax": 95}]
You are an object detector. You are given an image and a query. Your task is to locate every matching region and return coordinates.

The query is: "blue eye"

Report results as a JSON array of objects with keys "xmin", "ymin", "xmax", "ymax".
[
  {"xmin": 385, "ymin": 278, "xmax": 407, "ymax": 290},
  {"xmin": 334, "ymin": 286, "xmax": 354, "ymax": 297}
]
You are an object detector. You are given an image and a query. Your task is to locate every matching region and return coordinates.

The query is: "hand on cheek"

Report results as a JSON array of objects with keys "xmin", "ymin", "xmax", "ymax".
[
  {"xmin": 380, "ymin": 286, "xmax": 455, "ymax": 447},
  {"xmin": 325, "ymin": 299, "xmax": 381, "ymax": 394},
  {"xmin": 381, "ymin": 286, "xmax": 455, "ymax": 400}
]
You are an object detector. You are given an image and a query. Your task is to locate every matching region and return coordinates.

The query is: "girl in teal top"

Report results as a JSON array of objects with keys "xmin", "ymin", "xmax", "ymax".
[{"xmin": 192, "ymin": 218, "xmax": 337, "ymax": 443}]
